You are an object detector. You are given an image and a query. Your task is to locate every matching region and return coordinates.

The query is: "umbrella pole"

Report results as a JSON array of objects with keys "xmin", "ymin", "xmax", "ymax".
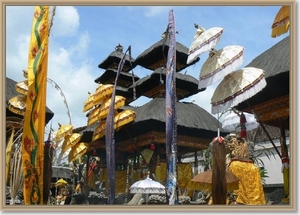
[
  {"xmin": 124, "ymin": 159, "xmax": 130, "ymax": 204},
  {"xmin": 146, "ymin": 193, "xmax": 149, "ymax": 205},
  {"xmin": 246, "ymin": 101, "xmax": 282, "ymax": 158}
]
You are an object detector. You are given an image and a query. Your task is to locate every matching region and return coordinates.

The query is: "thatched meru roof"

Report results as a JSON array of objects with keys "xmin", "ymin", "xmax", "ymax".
[
  {"xmin": 78, "ymin": 98, "xmax": 228, "ymax": 158},
  {"xmin": 134, "ymin": 38, "xmax": 200, "ymax": 72},
  {"xmin": 128, "ymin": 67, "xmax": 204, "ymax": 100},
  {"xmin": 98, "ymin": 49, "xmax": 136, "ymax": 73},
  {"xmin": 236, "ymin": 36, "xmax": 290, "ymax": 110},
  {"xmin": 5, "ymin": 77, "xmax": 54, "ymax": 124},
  {"xmin": 236, "ymin": 36, "xmax": 290, "ymax": 129},
  {"xmin": 113, "ymin": 98, "xmax": 227, "ymax": 144},
  {"xmin": 94, "ymin": 69, "xmax": 140, "ymax": 88}
]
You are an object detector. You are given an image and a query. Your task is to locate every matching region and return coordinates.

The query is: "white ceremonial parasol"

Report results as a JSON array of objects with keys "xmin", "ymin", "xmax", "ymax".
[
  {"xmin": 129, "ymin": 172, "xmax": 165, "ymax": 204},
  {"xmin": 198, "ymin": 45, "xmax": 244, "ymax": 89},
  {"xmin": 187, "ymin": 24, "xmax": 224, "ymax": 64},
  {"xmin": 222, "ymin": 111, "xmax": 259, "ymax": 132},
  {"xmin": 211, "ymin": 67, "xmax": 267, "ymax": 115}
]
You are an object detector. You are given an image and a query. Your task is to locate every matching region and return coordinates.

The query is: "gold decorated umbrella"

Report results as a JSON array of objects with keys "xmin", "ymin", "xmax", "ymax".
[
  {"xmin": 199, "ymin": 45, "xmax": 244, "ymax": 89},
  {"xmin": 114, "ymin": 109, "xmax": 136, "ymax": 129},
  {"xmin": 8, "ymin": 95, "xmax": 27, "ymax": 116},
  {"xmin": 187, "ymin": 24, "xmax": 224, "ymax": 64},
  {"xmin": 55, "ymin": 123, "xmax": 73, "ymax": 142},
  {"xmin": 87, "ymin": 95, "xmax": 126, "ymax": 125},
  {"xmin": 92, "ymin": 121, "xmax": 106, "ymax": 141},
  {"xmin": 271, "ymin": 6, "xmax": 290, "ymax": 38},
  {"xmin": 93, "ymin": 84, "xmax": 114, "ymax": 106},
  {"xmin": 87, "ymin": 107, "xmax": 102, "ymax": 126},
  {"xmin": 211, "ymin": 67, "xmax": 267, "ymax": 115},
  {"xmin": 188, "ymin": 169, "xmax": 239, "ymax": 191},
  {"xmin": 97, "ymin": 95, "xmax": 126, "ymax": 119},
  {"xmin": 15, "ymin": 80, "xmax": 28, "ymax": 95},
  {"xmin": 92, "ymin": 109, "xmax": 136, "ymax": 141},
  {"xmin": 68, "ymin": 142, "xmax": 88, "ymax": 162},
  {"xmin": 55, "ymin": 178, "xmax": 68, "ymax": 187},
  {"xmin": 82, "ymin": 92, "xmax": 95, "ymax": 112},
  {"xmin": 61, "ymin": 133, "xmax": 82, "ymax": 153}
]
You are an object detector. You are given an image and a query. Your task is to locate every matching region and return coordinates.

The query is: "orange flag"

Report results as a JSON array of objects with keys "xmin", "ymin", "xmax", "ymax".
[{"xmin": 21, "ymin": 6, "xmax": 49, "ymax": 205}]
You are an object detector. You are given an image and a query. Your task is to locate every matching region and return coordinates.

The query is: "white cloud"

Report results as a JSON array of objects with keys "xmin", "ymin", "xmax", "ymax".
[
  {"xmin": 50, "ymin": 6, "xmax": 80, "ymax": 37},
  {"xmin": 140, "ymin": 6, "xmax": 174, "ymax": 17}
]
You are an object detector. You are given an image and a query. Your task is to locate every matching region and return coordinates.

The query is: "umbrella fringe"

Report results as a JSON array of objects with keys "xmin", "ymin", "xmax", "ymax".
[
  {"xmin": 211, "ymin": 74, "xmax": 267, "ymax": 115},
  {"xmin": 199, "ymin": 53, "xmax": 244, "ymax": 89},
  {"xmin": 187, "ymin": 27, "xmax": 224, "ymax": 64},
  {"xmin": 271, "ymin": 22, "xmax": 290, "ymax": 38}
]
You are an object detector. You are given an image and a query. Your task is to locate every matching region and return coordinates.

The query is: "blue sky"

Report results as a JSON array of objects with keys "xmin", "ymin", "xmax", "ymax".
[{"xmin": 5, "ymin": 5, "xmax": 289, "ymax": 134}]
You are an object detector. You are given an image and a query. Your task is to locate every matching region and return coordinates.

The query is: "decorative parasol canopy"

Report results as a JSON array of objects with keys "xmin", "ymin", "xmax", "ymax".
[
  {"xmin": 222, "ymin": 111, "xmax": 258, "ymax": 132},
  {"xmin": 55, "ymin": 123, "xmax": 73, "ymax": 142},
  {"xmin": 61, "ymin": 133, "xmax": 82, "ymax": 153},
  {"xmin": 87, "ymin": 95, "xmax": 126, "ymax": 126},
  {"xmin": 68, "ymin": 142, "xmax": 88, "ymax": 162},
  {"xmin": 97, "ymin": 95, "xmax": 126, "ymax": 119},
  {"xmin": 55, "ymin": 178, "xmax": 68, "ymax": 187},
  {"xmin": 93, "ymin": 84, "xmax": 114, "ymax": 106},
  {"xmin": 199, "ymin": 45, "xmax": 244, "ymax": 89},
  {"xmin": 211, "ymin": 67, "xmax": 267, "ymax": 115},
  {"xmin": 92, "ymin": 109, "xmax": 136, "ymax": 141},
  {"xmin": 271, "ymin": 6, "xmax": 290, "ymax": 38},
  {"xmin": 15, "ymin": 80, "xmax": 28, "ymax": 95},
  {"xmin": 130, "ymin": 172, "xmax": 165, "ymax": 204},
  {"xmin": 82, "ymin": 92, "xmax": 95, "ymax": 112},
  {"xmin": 8, "ymin": 95, "xmax": 27, "ymax": 116},
  {"xmin": 189, "ymin": 169, "xmax": 239, "ymax": 191},
  {"xmin": 187, "ymin": 25, "xmax": 224, "ymax": 64}
]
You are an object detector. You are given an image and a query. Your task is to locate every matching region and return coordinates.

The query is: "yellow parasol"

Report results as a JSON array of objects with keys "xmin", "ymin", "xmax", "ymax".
[
  {"xmin": 98, "ymin": 95, "xmax": 126, "ymax": 119},
  {"xmin": 271, "ymin": 6, "xmax": 290, "ymax": 38},
  {"xmin": 55, "ymin": 178, "xmax": 68, "ymax": 187},
  {"xmin": 68, "ymin": 142, "xmax": 88, "ymax": 162},
  {"xmin": 15, "ymin": 80, "xmax": 28, "ymax": 95},
  {"xmin": 8, "ymin": 95, "xmax": 27, "ymax": 116},
  {"xmin": 87, "ymin": 95, "xmax": 126, "ymax": 126},
  {"xmin": 82, "ymin": 91, "xmax": 95, "ymax": 112},
  {"xmin": 61, "ymin": 133, "xmax": 82, "ymax": 153},
  {"xmin": 87, "ymin": 107, "xmax": 102, "ymax": 126},
  {"xmin": 55, "ymin": 123, "xmax": 73, "ymax": 142},
  {"xmin": 92, "ymin": 109, "xmax": 136, "ymax": 141},
  {"xmin": 93, "ymin": 84, "xmax": 114, "ymax": 106},
  {"xmin": 92, "ymin": 121, "xmax": 106, "ymax": 141}
]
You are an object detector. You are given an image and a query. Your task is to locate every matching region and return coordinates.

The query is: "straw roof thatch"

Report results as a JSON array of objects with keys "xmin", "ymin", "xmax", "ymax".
[
  {"xmin": 129, "ymin": 67, "xmax": 204, "ymax": 100},
  {"xmin": 5, "ymin": 77, "xmax": 54, "ymax": 124},
  {"xmin": 134, "ymin": 38, "xmax": 200, "ymax": 72},
  {"xmin": 98, "ymin": 49, "xmax": 135, "ymax": 73},
  {"xmin": 236, "ymin": 36, "xmax": 289, "ymax": 111},
  {"xmin": 94, "ymin": 69, "xmax": 140, "ymax": 88},
  {"xmin": 114, "ymin": 98, "xmax": 227, "ymax": 142}
]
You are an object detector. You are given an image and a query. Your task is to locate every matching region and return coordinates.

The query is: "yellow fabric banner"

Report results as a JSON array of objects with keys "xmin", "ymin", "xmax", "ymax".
[{"xmin": 21, "ymin": 6, "xmax": 49, "ymax": 205}]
